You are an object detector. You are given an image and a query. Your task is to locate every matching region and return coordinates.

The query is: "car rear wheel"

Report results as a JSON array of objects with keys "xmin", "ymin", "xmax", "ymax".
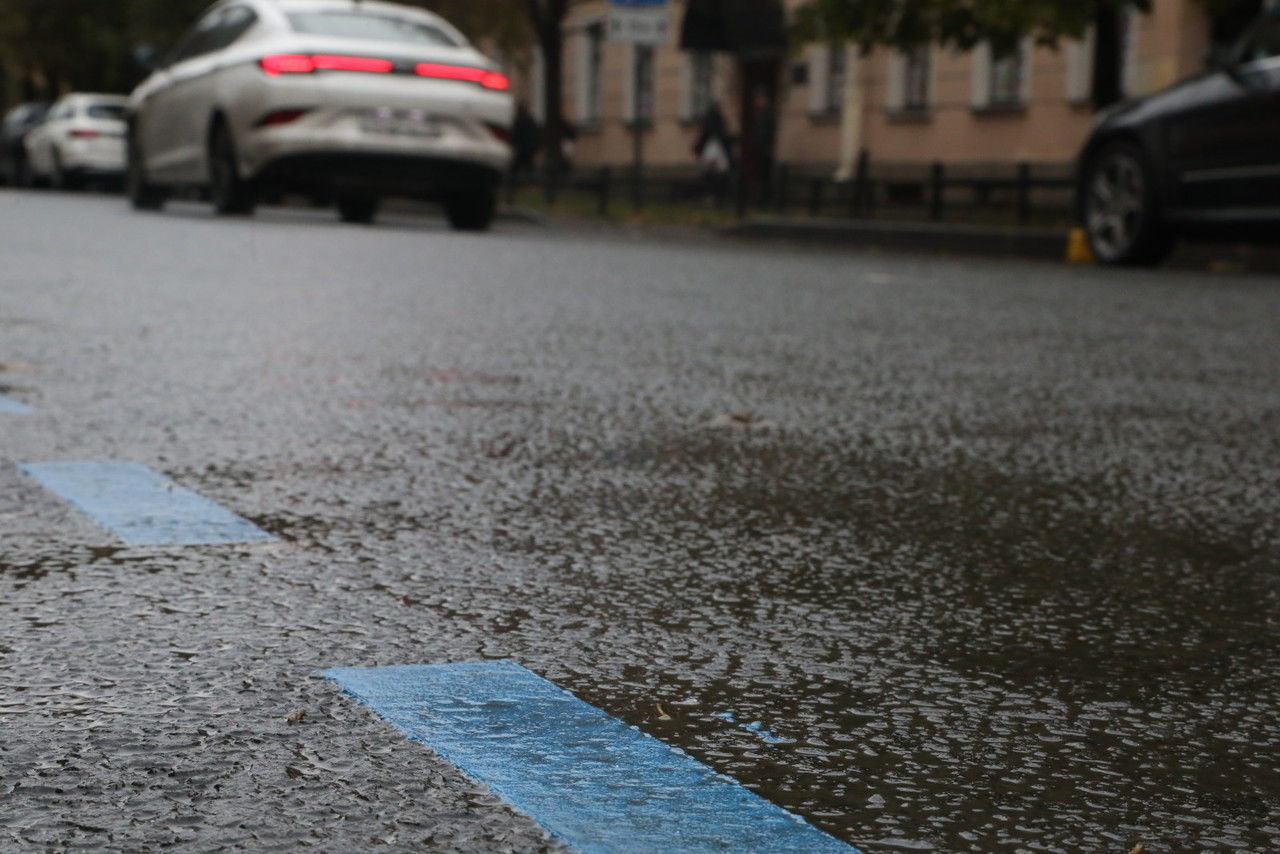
[
  {"xmin": 1083, "ymin": 142, "xmax": 1173, "ymax": 266},
  {"xmin": 444, "ymin": 188, "xmax": 497, "ymax": 232},
  {"xmin": 337, "ymin": 195, "xmax": 379, "ymax": 225},
  {"xmin": 50, "ymin": 151, "xmax": 80, "ymax": 191},
  {"xmin": 10, "ymin": 152, "xmax": 31, "ymax": 188},
  {"xmin": 209, "ymin": 122, "xmax": 256, "ymax": 216},
  {"xmin": 127, "ymin": 132, "xmax": 167, "ymax": 211}
]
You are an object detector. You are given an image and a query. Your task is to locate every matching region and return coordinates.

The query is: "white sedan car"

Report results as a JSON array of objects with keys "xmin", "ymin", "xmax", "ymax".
[
  {"xmin": 24, "ymin": 94, "xmax": 129, "ymax": 189},
  {"xmin": 127, "ymin": 0, "xmax": 514, "ymax": 228}
]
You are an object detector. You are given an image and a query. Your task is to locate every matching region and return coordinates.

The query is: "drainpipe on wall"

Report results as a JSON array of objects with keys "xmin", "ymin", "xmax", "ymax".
[{"xmin": 834, "ymin": 51, "xmax": 863, "ymax": 182}]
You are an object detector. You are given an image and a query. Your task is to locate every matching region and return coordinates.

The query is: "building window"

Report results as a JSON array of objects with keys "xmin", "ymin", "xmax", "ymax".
[
  {"xmin": 684, "ymin": 50, "xmax": 716, "ymax": 121},
  {"xmin": 628, "ymin": 44, "xmax": 656, "ymax": 125},
  {"xmin": 989, "ymin": 46, "xmax": 1026, "ymax": 107},
  {"xmin": 809, "ymin": 42, "xmax": 847, "ymax": 117},
  {"xmin": 579, "ymin": 21, "xmax": 605, "ymax": 125},
  {"xmin": 902, "ymin": 45, "xmax": 931, "ymax": 110}
]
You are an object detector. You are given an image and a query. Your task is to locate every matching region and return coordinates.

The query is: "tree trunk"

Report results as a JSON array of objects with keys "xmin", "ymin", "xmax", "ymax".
[
  {"xmin": 526, "ymin": 0, "xmax": 568, "ymax": 178},
  {"xmin": 540, "ymin": 22, "xmax": 565, "ymax": 175},
  {"xmin": 1092, "ymin": 6, "xmax": 1123, "ymax": 110}
]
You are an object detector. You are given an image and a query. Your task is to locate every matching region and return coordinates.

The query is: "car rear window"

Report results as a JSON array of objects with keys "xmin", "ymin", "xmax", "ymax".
[
  {"xmin": 86, "ymin": 105, "xmax": 128, "ymax": 121},
  {"xmin": 287, "ymin": 12, "xmax": 460, "ymax": 46}
]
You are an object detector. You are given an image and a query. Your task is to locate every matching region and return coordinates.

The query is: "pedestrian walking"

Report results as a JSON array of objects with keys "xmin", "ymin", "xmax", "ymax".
[
  {"xmin": 511, "ymin": 102, "xmax": 542, "ymax": 177},
  {"xmin": 692, "ymin": 102, "xmax": 733, "ymax": 201}
]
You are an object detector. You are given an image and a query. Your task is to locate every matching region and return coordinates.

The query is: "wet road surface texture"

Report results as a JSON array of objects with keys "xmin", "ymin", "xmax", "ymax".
[{"xmin": 1, "ymin": 190, "xmax": 1278, "ymax": 852}]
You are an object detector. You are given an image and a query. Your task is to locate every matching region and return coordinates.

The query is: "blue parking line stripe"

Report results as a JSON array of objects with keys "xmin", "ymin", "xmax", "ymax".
[
  {"xmin": 323, "ymin": 660, "xmax": 861, "ymax": 854},
  {"xmin": 0, "ymin": 393, "xmax": 33, "ymax": 414},
  {"xmin": 17, "ymin": 461, "xmax": 276, "ymax": 546}
]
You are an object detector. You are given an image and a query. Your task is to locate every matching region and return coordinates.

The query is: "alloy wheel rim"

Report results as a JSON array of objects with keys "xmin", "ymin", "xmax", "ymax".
[{"xmin": 1087, "ymin": 153, "xmax": 1145, "ymax": 260}]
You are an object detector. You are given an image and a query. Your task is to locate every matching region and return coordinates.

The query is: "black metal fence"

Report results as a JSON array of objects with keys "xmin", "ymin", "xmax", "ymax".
[{"xmin": 508, "ymin": 155, "xmax": 1077, "ymax": 225}]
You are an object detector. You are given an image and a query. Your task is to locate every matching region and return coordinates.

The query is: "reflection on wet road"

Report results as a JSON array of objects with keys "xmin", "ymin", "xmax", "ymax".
[{"xmin": 1, "ymin": 191, "xmax": 1278, "ymax": 852}]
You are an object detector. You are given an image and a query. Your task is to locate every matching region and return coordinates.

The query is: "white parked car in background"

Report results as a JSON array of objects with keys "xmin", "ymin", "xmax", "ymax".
[
  {"xmin": 127, "ymin": 0, "xmax": 514, "ymax": 229},
  {"xmin": 24, "ymin": 94, "xmax": 129, "ymax": 189}
]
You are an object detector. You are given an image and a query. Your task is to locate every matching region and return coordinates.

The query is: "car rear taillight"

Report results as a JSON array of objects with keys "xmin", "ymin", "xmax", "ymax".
[
  {"xmin": 255, "ymin": 108, "xmax": 312, "ymax": 128},
  {"xmin": 259, "ymin": 54, "xmax": 509, "ymax": 90},
  {"xmin": 313, "ymin": 55, "xmax": 393, "ymax": 73},
  {"xmin": 260, "ymin": 54, "xmax": 394, "ymax": 76},
  {"xmin": 415, "ymin": 64, "xmax": 510, "ymax": 91},
  {"xmin": 69, "ymin": 128, "xmax": 100, "ymax": 139},
  {"xmin": 260, "ymin": 54, "xmax": 315, "ymax": 75}
]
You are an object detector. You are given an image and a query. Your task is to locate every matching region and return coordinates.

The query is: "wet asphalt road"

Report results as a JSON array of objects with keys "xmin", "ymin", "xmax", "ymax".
[{"xmin": 1, "ymin": 189, "xmax": 1278, "ymax": 853}]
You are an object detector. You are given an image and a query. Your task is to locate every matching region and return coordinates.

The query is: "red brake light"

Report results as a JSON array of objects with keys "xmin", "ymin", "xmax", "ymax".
[
  {"xmin": 69, "ymin": 128, "xmax": 100, "ymax": 139},
  {"xmin": 312, "ymin": 55, "xmax": 393, "ymax": 73},
  {"xmin": 261, "ymin": 54, "xmax": 393, "ymax": 76},
  {"xmin": 415, "ymin": 63, "xmax": 510, "ymax": 91},
  {"xmin": 261, "ymin": 54, "xmax": 315, "ymax": 75}
]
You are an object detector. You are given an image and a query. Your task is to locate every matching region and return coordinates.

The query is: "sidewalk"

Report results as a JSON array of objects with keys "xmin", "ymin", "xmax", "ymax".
[
  {"xmin": 723, "ymin": 216, "xmax": 1280, "ymax": 273},
  {"xmin": 723, "ymin": 217, "xmax": 1066, "ymax": 260}
]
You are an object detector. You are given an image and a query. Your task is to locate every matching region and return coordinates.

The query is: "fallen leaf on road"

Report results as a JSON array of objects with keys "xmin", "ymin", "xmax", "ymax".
[
  {"xmin": 708, "ymin": 412, "xmax": 778, "ymax": 430},
  {"xmin": 287, "ymin": 710, "xmax": 307, "ymax": 725}
]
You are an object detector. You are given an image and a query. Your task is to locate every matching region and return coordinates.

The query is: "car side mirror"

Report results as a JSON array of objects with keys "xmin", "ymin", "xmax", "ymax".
[{"xmin": 134, "ymin": 43, "xmax": 162, "ymax": 72}]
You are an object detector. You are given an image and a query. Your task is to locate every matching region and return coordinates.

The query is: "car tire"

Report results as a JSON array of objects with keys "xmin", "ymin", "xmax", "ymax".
[
  {"xmin": 209, "ymin": 121, "xmax": 256, "ymax": 216},
  {"xmin": 337, "ymin": 195, "xmax": 379, "ymax": 225},
  {"xmin": 16, "ymin": 152, "xmax": 36, "ymax": 188},
  {"xmin": 444, "ymin": 188, "xmax": 497, "ymax": 232},
  {"xmin": 50, "ymin": 151, "xmax": 81, "ymax": 191},
  {"xmin": 127, "ymin": 131, "xmax": 167, "ymax": 211},
  {"xmin": 1083, "ymin": 142, "xmax": 1174, "ymax": 266}
]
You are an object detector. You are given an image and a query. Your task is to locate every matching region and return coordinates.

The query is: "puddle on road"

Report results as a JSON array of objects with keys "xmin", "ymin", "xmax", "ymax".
[{"xmin": 474, "ymin": 428, "xmax": 1280, "ymax": 852}]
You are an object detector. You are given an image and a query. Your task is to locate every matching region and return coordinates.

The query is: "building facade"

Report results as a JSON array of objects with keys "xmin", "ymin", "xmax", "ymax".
[{"xmin": 514, "ymin": 0, "xmax": 1252, "ymax": 176}]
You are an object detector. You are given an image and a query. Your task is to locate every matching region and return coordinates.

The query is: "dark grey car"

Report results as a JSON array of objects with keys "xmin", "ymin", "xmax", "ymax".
[
  {"xmin": 1078, "ymin": 7, "xmax": 1280, "ymax": 265},
  {"xmin": 0, "ymin": 103, "xmax": 50, "ymax": 186}
]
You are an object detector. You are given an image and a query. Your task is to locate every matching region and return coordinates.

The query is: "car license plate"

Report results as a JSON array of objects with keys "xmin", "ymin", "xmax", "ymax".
[{"xmin": 360, "ymin": 112, "xmax": 442, "ymax": 138}]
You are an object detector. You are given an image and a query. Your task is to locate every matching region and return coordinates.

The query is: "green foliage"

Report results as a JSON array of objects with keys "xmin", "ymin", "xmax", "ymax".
[
  {"xmin": 409, "ymin": 1, "xmax": 532, "ymax": 58},
  {"xmin": 0, "ymin": 0, "xmax": 206, "ymax": 100},
  {"xmin": 791, "ymin": 0, "xmax": 1251, "ymax": 54}
]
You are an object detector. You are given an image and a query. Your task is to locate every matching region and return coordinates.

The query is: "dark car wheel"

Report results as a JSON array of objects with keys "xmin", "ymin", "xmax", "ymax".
[
  {"xmin": 444, "ymin": 188, "xmax": 497, "ymax": 232},
  {"xmin": 1083, "ymin": 142, "xmax": 1174, "ymax": 266},
  {"xmin": 337, "ymin": 195, "xmax": 379, "ymax": 225},
  {"xmin": 15, "ymin": 153, "xmax": 35, "ymax": 188},
  {"xmin": 50, "ymin": 151, "xmax": 81, "ymax": 191},
  {"xmin": 209, "ymin": 122, "xmax": 256, "ymax": 216},
  {"xmin": 127, "ymin": 132, "xmax": 167, "ymax": 211}
]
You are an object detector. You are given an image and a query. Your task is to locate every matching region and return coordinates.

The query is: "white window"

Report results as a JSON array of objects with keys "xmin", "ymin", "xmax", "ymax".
[
  {"xmin": 576, "ymin": 21, "xmax": 605, "ymax": 125},
  {"xmin": 904, "ymin": 45, "xmax": 931, "ymax": 110},
  {"xmin": 809, "ymin": 42, "xmax": 848, "ymax": 116},
  {"xmin": 990, "ymin": 47, "xmax": 1026, "ymax": 106},
  {"xmin": 972, "ymin": 40, "xmax": 1031, "ymax": 109},
  {"xmin": 682, "ymin": 50, "xmax": 716, "ymax": 122},
  {"xmin": 625, "ymin": 44, "xmax": 656, "ymax": 125},
  {"xmin": 888, "ymin": 44, "xmax": 932, "ymax": 112},
  {"xmin": 1065, "ymin": 30, "xmax": 1095, "ymax": 104}
]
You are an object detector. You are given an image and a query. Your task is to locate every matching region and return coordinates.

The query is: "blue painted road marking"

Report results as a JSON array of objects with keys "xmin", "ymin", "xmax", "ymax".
[
  {"xmin": 17, "ymin": 461, "xmax": 276, "ymax": 547},
  {"xmin": 323, "ymin": 660, "xmax": 861, "ymax": 854},
  {"xmin": 0, "ymin": 393, "xmax": 32, "ymax": 414}
]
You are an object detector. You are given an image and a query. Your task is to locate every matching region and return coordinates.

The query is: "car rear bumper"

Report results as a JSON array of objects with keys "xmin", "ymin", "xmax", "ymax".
[
  {"xmin": 252, "ymin": 152, "xmax": 503, "ymax": 199},
  {"xmin": 62, "ymin": 142, "xmax": 126, "ymax": 175}
]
